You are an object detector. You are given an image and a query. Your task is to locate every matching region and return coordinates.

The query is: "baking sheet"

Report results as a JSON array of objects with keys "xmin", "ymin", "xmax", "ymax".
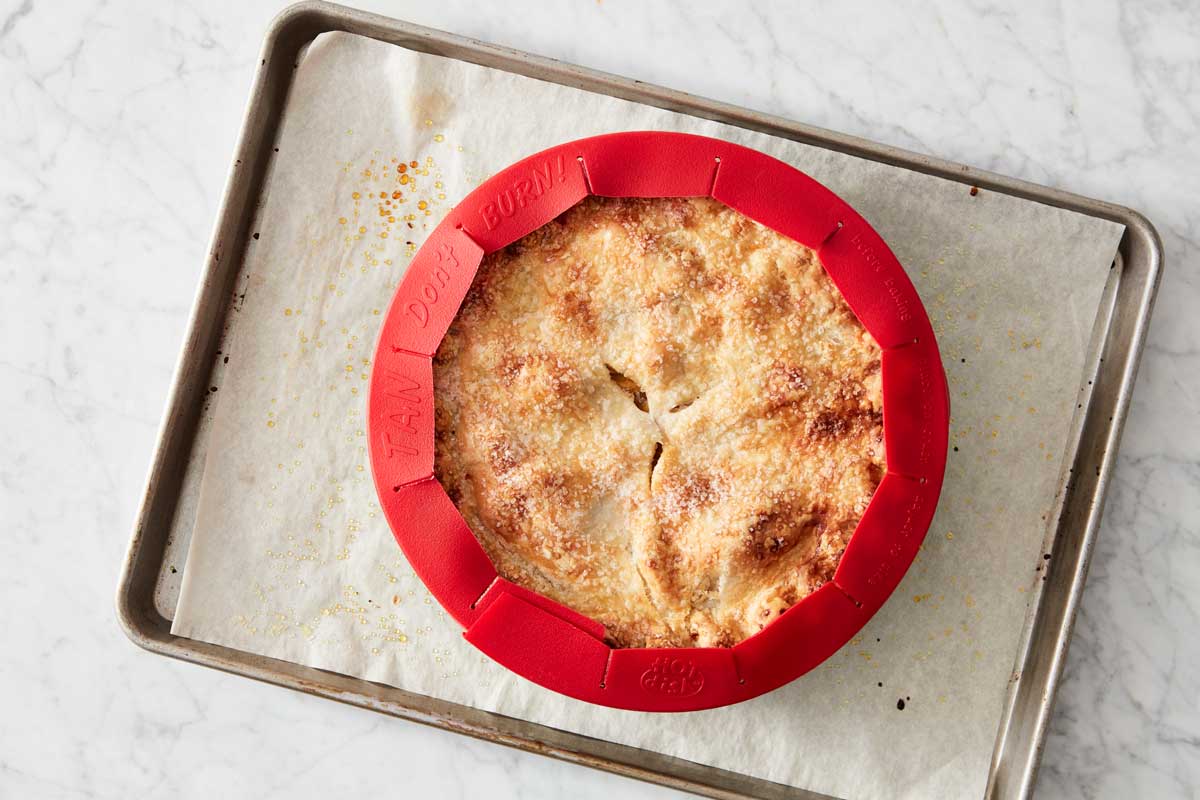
[{"xmin": 172, "ymin": 32, "xmax": 1124, "ymax": 800}]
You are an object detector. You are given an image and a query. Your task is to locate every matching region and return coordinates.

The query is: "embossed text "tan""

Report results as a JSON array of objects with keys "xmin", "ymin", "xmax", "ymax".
[{"xmin": 380, "ymin": 368, "xmax": 423, "ymax": 458}]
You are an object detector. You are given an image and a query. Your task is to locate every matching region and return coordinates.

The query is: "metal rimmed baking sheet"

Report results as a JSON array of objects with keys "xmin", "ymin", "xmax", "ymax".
[{"xmin": 117, "ymin": 4, "xmax": 1163, "ymax": 799}]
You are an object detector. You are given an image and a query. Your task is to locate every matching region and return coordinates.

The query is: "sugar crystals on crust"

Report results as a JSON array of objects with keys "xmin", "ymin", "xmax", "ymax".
[{"xmin": 433, "ymin": 196, "xmax": 884, "ymax": 648}]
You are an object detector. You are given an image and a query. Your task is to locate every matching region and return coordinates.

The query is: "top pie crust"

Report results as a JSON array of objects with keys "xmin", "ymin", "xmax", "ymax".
[{"xmin": 433, "ymin": 196, "xmax": 884, "ymax": 648}]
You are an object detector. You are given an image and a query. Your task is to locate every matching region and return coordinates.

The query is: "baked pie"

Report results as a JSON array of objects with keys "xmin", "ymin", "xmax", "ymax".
[{"xmin": 433, "ymin": 196, "xmax": 884, "ymax": 648}]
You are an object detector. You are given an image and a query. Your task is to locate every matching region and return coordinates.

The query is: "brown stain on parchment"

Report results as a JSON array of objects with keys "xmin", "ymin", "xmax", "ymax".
[{"xmin": 411, "ymin": 88, "xmax": 455, "ymax": 126}]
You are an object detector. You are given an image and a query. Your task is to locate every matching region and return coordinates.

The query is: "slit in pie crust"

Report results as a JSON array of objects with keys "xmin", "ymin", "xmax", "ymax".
[{"xmin": 433, "ymin": 196, "xmax": 884, "ymax": 648}]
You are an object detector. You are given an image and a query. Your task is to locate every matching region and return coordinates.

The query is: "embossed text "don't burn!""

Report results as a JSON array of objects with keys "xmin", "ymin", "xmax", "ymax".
[
  {"xmin": 478, "ymin": 154, "xmax": 568, "ymax": 231},
  {"xmin": 849, "ymin": 231, "xmax": 912, "ymax": 322}
]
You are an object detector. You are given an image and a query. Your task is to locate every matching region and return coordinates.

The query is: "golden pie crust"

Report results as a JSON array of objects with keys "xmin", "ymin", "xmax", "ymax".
[{"xmin": 433, "ymin": 196, "xmax": 884, "ymax": 648}]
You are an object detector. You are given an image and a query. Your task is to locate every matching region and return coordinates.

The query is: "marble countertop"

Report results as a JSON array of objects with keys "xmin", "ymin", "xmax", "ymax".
[{"xmin": 2, "ymin": 1, "xmax": 1196, "ymax": 797}]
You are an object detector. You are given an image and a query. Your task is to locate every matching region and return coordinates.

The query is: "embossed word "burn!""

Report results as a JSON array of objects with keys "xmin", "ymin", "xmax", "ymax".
[{"xmin": 477, "ymin": 154, "xmax": 569, "ymax": 231}]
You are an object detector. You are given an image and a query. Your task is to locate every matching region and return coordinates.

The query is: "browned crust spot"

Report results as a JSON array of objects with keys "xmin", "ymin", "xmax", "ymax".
[{"xmin": 433, "ymin": 197, "xmax": 884, "ymax": 647}]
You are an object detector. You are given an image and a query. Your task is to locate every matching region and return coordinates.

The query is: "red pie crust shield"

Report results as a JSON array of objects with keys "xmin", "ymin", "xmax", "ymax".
[{"xmin": 368, "ymin": 132, "xmax": 949, "ymax": 712}]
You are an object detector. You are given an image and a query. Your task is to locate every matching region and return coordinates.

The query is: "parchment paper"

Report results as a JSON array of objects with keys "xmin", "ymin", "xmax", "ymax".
[{"xmin": 173, "ymin": 32, "xmax": 1124, "ymax": 800}]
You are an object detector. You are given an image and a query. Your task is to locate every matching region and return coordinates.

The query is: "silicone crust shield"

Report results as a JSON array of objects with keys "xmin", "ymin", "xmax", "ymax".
[{"xmin": 368, "ymin": 132, "xmax": 949, "ymax": 712}]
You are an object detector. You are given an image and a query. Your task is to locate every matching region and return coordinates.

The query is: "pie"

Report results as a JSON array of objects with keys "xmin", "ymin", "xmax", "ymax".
[{"xmin": 433, "ymin": 196, "xmax": 884, "ymax": 648}]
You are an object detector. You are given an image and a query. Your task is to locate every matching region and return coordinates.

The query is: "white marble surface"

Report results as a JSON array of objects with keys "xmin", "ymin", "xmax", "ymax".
[{"xmin": 0, "ymin": 1, "xmax": 1195, "ymax": 798}]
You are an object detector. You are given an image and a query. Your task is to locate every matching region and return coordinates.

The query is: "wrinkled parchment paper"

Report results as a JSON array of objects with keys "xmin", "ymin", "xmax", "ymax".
[{"xmin": 173, "ymin": 32, "xmax": 1125, "ymax": 800}]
